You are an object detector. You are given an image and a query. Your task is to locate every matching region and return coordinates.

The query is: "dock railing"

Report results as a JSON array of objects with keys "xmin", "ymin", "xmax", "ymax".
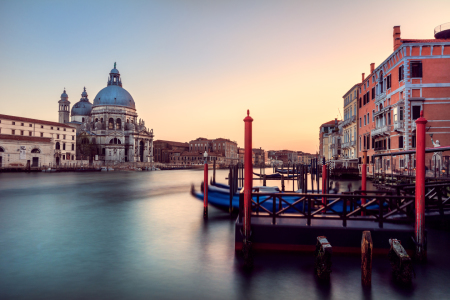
[{"xmin": 238, "ymin": 189, "xmax": 450, "ymax": 228}]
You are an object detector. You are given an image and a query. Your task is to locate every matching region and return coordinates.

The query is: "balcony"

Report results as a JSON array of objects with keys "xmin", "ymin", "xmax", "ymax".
[
  {"xmin": 342, "ymin": 115, "xmax": 356, "ymax": 127},
  {"xmin": 394, "ymin": 120, "xmax": 404, "ymax": 132},
  {"xmin": 374, "ymin": 146, "xmax": 387, "ymax": 152},
  {"xmin": 342, "ymin": 140, "xmax": 357, "ymax": 149},
  {"xmin": 376, "ymin": 91, "xmax": 386, "ymax": 102},
  {"xmin": 371, "ymin": 125, "xmax": 391, "ymax": 137},
  {"xmin": 373, "ymin": 105, "xmax": 391, "ymax": 117}
]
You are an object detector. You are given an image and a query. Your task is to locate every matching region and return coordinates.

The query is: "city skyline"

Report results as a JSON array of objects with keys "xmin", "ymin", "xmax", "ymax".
[{"xmin": 1, "ymin": 0, "xmax": 450, "ymax": 153}]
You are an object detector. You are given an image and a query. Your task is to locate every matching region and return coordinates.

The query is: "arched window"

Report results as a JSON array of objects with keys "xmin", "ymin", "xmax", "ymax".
[
  {"xmin": 108, "ymin": 118, "xmax": 114, "ymax": 130},
  {"xmin": 95, "ymin": 118, "xmax": 98, "ymax": 122},
  {"xmin": 81, "ymin": 138, "xmax": 89, "ymax": 144},
  {"xmin": 0, "ymin": 147, "xmax": 4, "ymax": 152},
  {"xmin": 101, "ymin": 118, "xmax": 103, "ymax": 123},
  {"xmin": 82, "ymin": 117, "xmax": 85, "ymax": 122},
  {"xmin": 118, "ymin": 139, "xmax": 121, "ymax": 144},
  {"xmin": 55, "ymin": 142, "xmax": 60, "ymax": 150},
  {"xmin": 116, "ymin": 118, "xmax": 121, "ymax": 130},
  {"xmin": 31, "ymin": 148, "xmax": 40, "ymax": 153},
  {"xmin": 127, "ymin": 119, "xmax": 129, "ymax": 123},
  {"xmin": 109, "ymin": 138, "xmax": 121, "ymax": 144}
]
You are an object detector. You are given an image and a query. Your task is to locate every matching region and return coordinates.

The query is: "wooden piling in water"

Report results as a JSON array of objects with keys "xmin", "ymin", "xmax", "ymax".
[
  {"xmin": 314, "ymin": 236, "xmax": 332, "ymax": 280},
  {"xmin": 361, "ymin": 231, "xmax": 373, "ymax": 286},
  {"xmin": 388, "ymin": 239, "xmax": 413, "ymax": 284}
]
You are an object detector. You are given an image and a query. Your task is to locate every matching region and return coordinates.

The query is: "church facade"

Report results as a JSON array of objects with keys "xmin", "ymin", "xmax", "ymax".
[{"xmin": 59, "ymin": 64, "xmax": 154, "ymax": 163}]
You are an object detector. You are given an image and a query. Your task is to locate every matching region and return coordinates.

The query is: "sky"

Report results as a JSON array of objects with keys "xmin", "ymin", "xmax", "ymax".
[{"xmin": 1, "ymin": 0, "xmax": 449, "ymax": 153}]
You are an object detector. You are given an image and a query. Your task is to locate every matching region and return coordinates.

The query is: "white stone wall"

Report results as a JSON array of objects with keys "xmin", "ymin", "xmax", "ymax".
[{"xmin": 0, "ymin": 140, "xmax": 54, "ymax": 168}]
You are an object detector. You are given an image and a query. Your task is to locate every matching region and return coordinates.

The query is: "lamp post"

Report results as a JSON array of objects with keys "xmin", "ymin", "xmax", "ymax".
[{"xmin": 203, "ymin": 150, "xmax": 208, "ymax": 218}]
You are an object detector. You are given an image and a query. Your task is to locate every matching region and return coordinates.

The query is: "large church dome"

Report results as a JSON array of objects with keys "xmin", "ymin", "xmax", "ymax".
[{"xmin": 92, "ymin": 63, "xmax": 136, "ymax": 110}]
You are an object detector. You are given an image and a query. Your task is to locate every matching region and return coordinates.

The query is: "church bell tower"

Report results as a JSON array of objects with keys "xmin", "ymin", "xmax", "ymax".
[{"xmin": 58, "ymin": 89, "xmax": 71, "ymax": 123}]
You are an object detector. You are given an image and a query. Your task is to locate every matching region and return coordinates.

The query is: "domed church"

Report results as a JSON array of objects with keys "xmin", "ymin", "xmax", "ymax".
[{"xmin": 59, "ymin": 63, "xmax": 154, "ymax": 163}]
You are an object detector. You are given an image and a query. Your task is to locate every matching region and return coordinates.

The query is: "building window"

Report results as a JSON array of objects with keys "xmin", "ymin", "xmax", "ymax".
[
  {"xmin": 63, "ymin": 135, "xmax": 66, "ymax": 139},
  {"xmin": 372, "ymin": 110, "xmax": 375, "ymax": 121},
  {"xmin": 12, "ymin": 129, "xmax": 15, "ymax": 135},
  {"xmin": 72, "ymin": 136, "xmax": 74, "ymax": 140},
  {"xmin": 388, "ymin": 112, "xmax": 391, "ymax": 125},
  {"xmin": 367, "ymin": 113, "xmax": 370, "ymax": 123},
  {"xmin": 56, "ymin": 142, "xmax": 60, "ymax": 150},
  {"xmin": 364, "ymin": 115, "xmax": 366, "ymax": 126},
  {"xmin": 12, "ymin": 122, "xmax": 15, "ymax": 125},
  {"xmin": 72, "ymin": 129, "xmax": 75, "ymax": 132},
  {"xmin": 29, "ymin": 131, "xmax": 32, "ymax": 136},
  {"xmin": 72, "ymin": 144, "xmax": 74, "ymax": 151},
  {"xmin": 51, "ymin": 127, "xmax": 53, "ymax": 130},
  {"xmin": 359, "ymin": 118, "xmax": 361, "ymax": 128},
  {"xmin": 64, "ymin": 128, "xmax": 66, "ymax": 131},
  {"xmin": 412, "ymin": 134, "xmax": 416, "ymax": 148},
  {"xmin": 41, "ymin": 125, "xmax": 43, "ymax": 128},
  {"xmin": 411, "ymin": 61, "xmax": 422, "ymax": 78},
  {"xmin": 399, "ymin": 65, "xmax": 404, "ymax": 81},
  {"xmin": 21, "ymin": 130, "xmax": 24, "ymax": 135},
  {"xmin": 57, "ymin": 127, "xmax": 60, "ymax": 130},
  {"xmin": 387, "ymin": 74, "xmax": 391, "ymax": 89},
  {"xmin": 29, "ymin": 124, "xmax": 32, "ymax": 127},
  {"xmin": 412, "ymin": 106, "xmax": 421, "ymax": 120},
  {"xmin": 399, "ymin": 136, "xmax": 404, "ymax": 148},
  {"xmin": 41, "ymin": 132, "xmax": 44, "ymax": 137},
  {"xmin": 63, "ymin": 143, "xmax": 66, "ymax": 150},
  {"xmin": 21, "ymin": 123, "xmax": 24, "ymax": 126},
  {"xmin": 57, "ymin": 134, "xmax": 60, "ymax": 139}
]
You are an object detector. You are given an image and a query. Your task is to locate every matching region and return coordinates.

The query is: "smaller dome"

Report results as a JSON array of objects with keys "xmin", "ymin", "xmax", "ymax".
[
  {"xmin": 71, "ymin": 101, "xmax": 93, "ymax": 116},
  {"xmin": 61, "ymin": 89, "xmax": 68, "ymax": 98}
]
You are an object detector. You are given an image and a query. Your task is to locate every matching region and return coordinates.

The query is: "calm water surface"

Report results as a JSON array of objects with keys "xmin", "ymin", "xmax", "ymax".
[{"xmin": 1, "ymin": 169, "xmax": 449, "ymax": 300}]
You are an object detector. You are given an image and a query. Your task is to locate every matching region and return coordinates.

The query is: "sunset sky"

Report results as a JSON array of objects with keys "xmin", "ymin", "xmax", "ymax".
[{"xmin": 1, "ymin": 0, "xmax": 449, "ymax": 153}]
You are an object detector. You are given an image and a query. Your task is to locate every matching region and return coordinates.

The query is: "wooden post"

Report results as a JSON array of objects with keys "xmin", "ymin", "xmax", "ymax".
[
  {"xmin": 263, "ymin": 174, "xmax": 266, "ymax": 186},
  {"xmin": 314, "ymin": 236, "xmax": 332, "ymax": 280},
  {"xmin": 281, "ymin": 175, "xmax": 285, "ymax": 192},
  {"xmin": 388, "ymin": 239, "xmax": 413, "ymax": 283},
  {"xmin": 213, "ymin": 159, "xmax": 216, "ymax": 184},
  {"xmin": 203, "ymin": 157, "xmax": 208, "ymax": 219},
  {"xmin": 322, "ymin": 158, "xmax": 327, "ymax": 210},
  {"xmin": 415, "ymin": 111, "xmax": 427, "ymax": 260},
  {"xmin": 243, "ymin": 110, "xmax": 253, "ymax": 268},
  {"xmin": 361, "ymin": 150, "xmax": 367, "ymax": 216},
  {"xmin": 361, "ymin": 231, "xmax": 373, "ymax": 286}
]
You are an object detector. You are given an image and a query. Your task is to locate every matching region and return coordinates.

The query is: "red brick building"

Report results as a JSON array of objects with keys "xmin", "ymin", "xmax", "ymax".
[
  {"xmin": 153, "ymin": 140, "xmax": 189, "ymax": 163},
  {"xmin": 358, "ymin": 24, "xmax": 450, "ymax": 173}
]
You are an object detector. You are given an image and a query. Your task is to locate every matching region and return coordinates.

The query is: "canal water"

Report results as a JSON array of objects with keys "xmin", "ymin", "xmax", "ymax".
[{"xmin": 1, "ymin": 169, "xmax": 449, "ymax": 300}]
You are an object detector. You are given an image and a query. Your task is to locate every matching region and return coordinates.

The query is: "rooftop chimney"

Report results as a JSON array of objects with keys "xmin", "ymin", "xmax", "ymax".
[
  {"xmin": 370, "ymin": 63, "xmax": 375, "ymax": 73},
  {"xmin": 362, "ymin": 73, "xmax": 365, "ymax": 82},
  {"xmin": 393, "ymin": 26, "xmax": 401, "ymax": 51}
]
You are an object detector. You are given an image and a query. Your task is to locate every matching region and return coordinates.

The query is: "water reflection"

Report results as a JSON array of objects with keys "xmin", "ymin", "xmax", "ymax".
[{"xmin": 0, "ymin": 170, "xmax": 449, "ymax": 299}]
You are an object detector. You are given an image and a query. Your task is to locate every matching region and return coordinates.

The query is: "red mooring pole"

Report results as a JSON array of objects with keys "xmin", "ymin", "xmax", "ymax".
[
  {"xmin": 322, "ymin": 158, "xmax": 327, "ymax": 211},
  {"xmin": 204, "ymin": 154, "xmax": 208, "ymax": 218},
  {"xmin": 415, "ymin": 110, "xmax": 427, "ymax": 260},
  {"xmin": 244, "ymin": 110, "xmax": 253, "ymax": 240},
  {"xmin": 361, "ymin": 150, "xmax": 367, "ymax": 216}
]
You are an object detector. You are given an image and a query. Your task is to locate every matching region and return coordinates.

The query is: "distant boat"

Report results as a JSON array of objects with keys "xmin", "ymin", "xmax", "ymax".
[{"xmin": 101, "ymin": 167, "xmax": 114, "ymax": 172}]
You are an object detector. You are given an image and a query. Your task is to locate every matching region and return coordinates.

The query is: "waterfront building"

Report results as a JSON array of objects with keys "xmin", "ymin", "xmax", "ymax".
[
  {"xmin": 327, "ymin": 119, "xmax": 343, "ymax": 161},
  {"xmin": 359, "ymin": 24, "xmax": 450, "ymax": 174},
  {"xmin": 252, "ymin": 148, "xmax": 267, "ymax": 167},
  {"xmin": 358, "ymin": 65, "xmax": 377, "ymax": 170},
  {"xmin": 153, "ymin": 140, "xmax": 189, "ymax": 163},
  {"xmin": 59, "ymin": 64, "xmax": 154, "ymax": 164},
  {"xmin": 171, "ymin": 151, "xmax": 225, "ymax": 166},
  {"xmin": 0, "ymin": 114, "xmax": 76, "ymax": 168},
  {"xmin": 341, "ymin": 83, "xmax": 360, "ymax": 163},
  {"xmin": 188, "ymin": 137, "xmax": 238, "ymax": 166},
  {"xmin": 319, "ymin": 120, "xmax": 335, "ymax": 162}
]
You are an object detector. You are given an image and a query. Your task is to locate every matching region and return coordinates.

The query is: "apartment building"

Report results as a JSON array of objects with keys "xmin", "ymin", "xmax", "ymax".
[
  {"xmin": 319, "ymin": 120, "xmax": 336, "ymax": 161},
  {"xmin": 189, "ymin": 137, "xmax": 238, "ymax": 166},
  {"xmin": 341, "ymin": 83, "xmax": 359, "ymax": 161},
  {"xmin": 359, "ymin": 24, "xmax": 450, "ymax": 173}
]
